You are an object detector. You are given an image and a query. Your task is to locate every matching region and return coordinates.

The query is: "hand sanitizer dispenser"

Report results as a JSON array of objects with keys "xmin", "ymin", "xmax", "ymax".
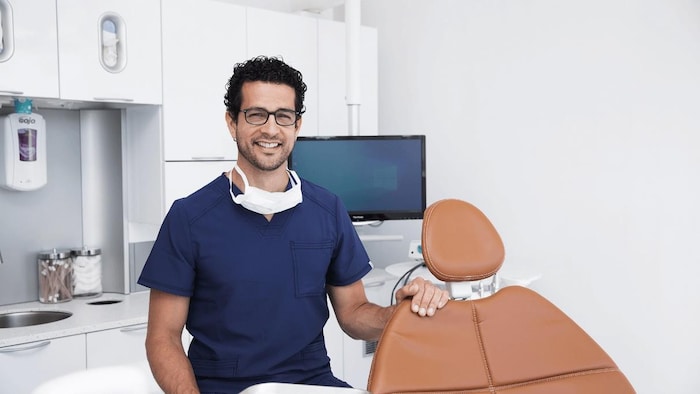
[{"xmin": 0, "ymin": 98, "xmax": 47, "ymax": 191}]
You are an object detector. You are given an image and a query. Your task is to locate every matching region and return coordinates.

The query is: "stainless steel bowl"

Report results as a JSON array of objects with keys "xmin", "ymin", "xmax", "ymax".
[{"xmin": 0, "ymin": 311, "xmax": 72, "ymax": 329}]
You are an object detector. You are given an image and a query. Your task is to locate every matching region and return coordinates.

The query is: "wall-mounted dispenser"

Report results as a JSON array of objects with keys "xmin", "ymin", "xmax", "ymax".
[
  {"xmin": 98, "ymin": 12, "xmax": 127, "ymax": 73},
  {"xmin": 0, "ymin": 98, "xmax": 47, "ymax": 191}
]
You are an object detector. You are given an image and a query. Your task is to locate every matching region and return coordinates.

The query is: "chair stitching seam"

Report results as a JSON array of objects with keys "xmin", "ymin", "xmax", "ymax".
[
  {"xmin": 491, "ymin": 367, "xmax": 623, "ymax": 391},
  {"xmin": 384, "ymin": 368, "xmax": 623, "ymax": 394},
  {"xmin": 471, "ymin": 302, "xmax": 496, "ymax": 394}
]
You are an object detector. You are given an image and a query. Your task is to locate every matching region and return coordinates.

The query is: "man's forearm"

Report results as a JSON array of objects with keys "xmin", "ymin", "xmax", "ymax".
[
  {"xmin": 341, "ymin": 302, "xmax": 397, "ymax": 341},
  {"xmin": 146, "ymin": 334, "xmax": 199, "ymax": 394}
]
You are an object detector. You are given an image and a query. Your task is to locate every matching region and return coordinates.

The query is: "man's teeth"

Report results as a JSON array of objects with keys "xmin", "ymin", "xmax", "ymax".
[{"xmin": 258, "ymin": 142, "xmax": 279, "ymax": 148}]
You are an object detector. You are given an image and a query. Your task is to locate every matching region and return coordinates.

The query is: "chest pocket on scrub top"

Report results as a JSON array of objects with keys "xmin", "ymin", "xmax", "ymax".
[{"xmin": 291, "ymin": 241, "xmax": 334, "ymax": 297}]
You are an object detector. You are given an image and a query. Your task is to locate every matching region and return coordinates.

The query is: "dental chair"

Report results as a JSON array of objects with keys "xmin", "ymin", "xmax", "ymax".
[{"xmin": 367, "ymin": 199, "xmax": 635, "ymax": 394}]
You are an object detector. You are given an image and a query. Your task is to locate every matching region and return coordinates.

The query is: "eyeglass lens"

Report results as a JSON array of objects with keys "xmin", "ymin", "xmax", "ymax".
[{"xmin": 244, "ymin": 108, "xmax": 297, "ymax": 126}]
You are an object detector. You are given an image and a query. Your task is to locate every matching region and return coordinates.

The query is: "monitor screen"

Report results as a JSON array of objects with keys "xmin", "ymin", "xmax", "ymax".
[{"xmin": 289, "ymin": 135, "xmax": 426, "ymax": 222}]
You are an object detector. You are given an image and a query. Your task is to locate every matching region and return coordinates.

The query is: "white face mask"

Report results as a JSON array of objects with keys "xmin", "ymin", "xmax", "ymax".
[{"xmin": 229, "ymin": 165, "xmax": 302, "ymax": 215}]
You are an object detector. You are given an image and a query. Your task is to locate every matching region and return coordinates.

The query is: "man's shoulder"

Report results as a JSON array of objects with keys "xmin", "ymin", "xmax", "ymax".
[{"xmin": 300, "ymin": 178, "xmax": 340, "ymax": 213}]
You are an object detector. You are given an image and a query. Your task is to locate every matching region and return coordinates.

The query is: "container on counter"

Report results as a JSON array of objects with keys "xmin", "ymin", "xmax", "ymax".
[
  {"xmin": 38, "ymin": 249, "xmax": 73, "ymax": 303},
  {"xmin": 71, "ymin": 247, "xmax": 102, "ymax": 298}
]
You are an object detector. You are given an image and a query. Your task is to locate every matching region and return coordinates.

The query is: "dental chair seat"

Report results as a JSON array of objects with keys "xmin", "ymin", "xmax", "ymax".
[{"xmin": 367, "ymin": 198, "xmax": 635, "ymax": 394}]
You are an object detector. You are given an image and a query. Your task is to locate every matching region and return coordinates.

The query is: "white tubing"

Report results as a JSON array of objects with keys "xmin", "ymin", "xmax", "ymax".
[{"xmin": 345, "ymin": 0, "xmax": 361, "ymax": 135}]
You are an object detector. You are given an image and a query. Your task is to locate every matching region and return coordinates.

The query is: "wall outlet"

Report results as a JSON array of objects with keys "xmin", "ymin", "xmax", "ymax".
[{"xmin": 408, "ymin": 240, "xmax": 423, "ymax": 260}]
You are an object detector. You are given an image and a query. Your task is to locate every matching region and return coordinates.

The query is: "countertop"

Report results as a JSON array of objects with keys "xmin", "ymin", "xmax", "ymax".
[
  {"xmin": 0, "ymin": 291, "xmax": 150, "ymax": 348},
  {"xmin": 0, "ymin": 268, "xmax": 395, "ymax": 349}
]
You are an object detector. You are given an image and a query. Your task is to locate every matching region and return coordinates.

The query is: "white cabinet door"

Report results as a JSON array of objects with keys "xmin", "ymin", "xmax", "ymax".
[
  {"xmin": 56, "ymin": 0, "xmax": 162, "ymax": 104},
  {"xmin": 0, "ymin": 335, "xmax": 86, "ymax": 394},
  {"xmin": 0, "ymin": 0, "xmax": 60, "ymax": 99},
  {"xmin": 164, "ymin": 161, "xmax": 235, "ymax": 213},
  {"xmin": 85, "ymin": 323, "xmax": 148, "ymax": 368},
  {"xmin": 246, "ymin": 8, "xmax": 319, "ymax": 136},
  {"xmin": 161, "ymin": 0, "xmax": 244, "ymax": 161}
]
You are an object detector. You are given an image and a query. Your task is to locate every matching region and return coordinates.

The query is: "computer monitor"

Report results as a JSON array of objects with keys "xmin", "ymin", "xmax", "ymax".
[{"xmin": 289, "ymin": 135, "xmax": 426, "ymax": 222}]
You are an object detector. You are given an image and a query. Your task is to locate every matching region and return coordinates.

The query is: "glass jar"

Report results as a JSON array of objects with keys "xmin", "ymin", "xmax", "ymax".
[
  {"xmin": 38, "ymin": 249, "xmax": 73, "ymax": 303},
  {"xmin": 71, "ymin": 247, "xmax": 102, "ymax": 298}
]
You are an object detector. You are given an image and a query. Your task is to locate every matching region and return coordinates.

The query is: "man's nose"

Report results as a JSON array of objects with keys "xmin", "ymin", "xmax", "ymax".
[{"xmin": 261, "ymin": 114, "xmax": 282, "ymax": 133}]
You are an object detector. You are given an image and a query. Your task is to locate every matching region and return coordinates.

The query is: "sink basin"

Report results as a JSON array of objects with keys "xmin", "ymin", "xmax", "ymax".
[{"xmin": 0, "ymin": 311, "xmax": 72, "ymax": 329}]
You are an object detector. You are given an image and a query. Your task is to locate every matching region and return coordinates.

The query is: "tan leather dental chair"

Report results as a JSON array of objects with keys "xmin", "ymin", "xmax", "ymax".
[{"xmin": 367, "ymin": 199, "xmax": 635, "ymax": 394}]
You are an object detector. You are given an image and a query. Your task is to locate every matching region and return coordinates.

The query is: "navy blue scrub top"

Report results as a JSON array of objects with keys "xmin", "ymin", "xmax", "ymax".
[{"xmin": 138, "ymin": 174, "xmax": 372, "ymax": 390}]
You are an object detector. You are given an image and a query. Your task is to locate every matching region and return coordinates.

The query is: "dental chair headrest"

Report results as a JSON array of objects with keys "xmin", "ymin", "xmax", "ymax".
[{"xmin": 421, "ymin": 199, "xmax": 505, "ymax": 282}]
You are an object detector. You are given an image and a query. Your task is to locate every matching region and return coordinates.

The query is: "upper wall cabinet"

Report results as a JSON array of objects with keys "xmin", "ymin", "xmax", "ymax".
[
  {"xmin": 0, "ymin": 0, "xmax": 60, "ymax": 99},
  {"xmin": 247, "ymin": 8, "xmax": 319, "ymax": 136},
  {"xmin": 161, "ymin": 0, "xmax": 245, "ymax": 161},
  {"xmin": 56, "ymin": 0, "xmax": 162, "ymax": 105},
  {"xmin": 160, "ymin": 3, "xmax": 378, "ymax": 161}
]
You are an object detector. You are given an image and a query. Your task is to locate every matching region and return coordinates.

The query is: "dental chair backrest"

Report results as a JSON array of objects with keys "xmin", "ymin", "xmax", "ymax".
[{"xmin": 367, "ymin": 199, "xmax": 635, "ymax": 394}]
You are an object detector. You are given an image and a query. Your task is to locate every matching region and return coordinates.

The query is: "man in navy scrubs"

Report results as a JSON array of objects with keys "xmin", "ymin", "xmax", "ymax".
[{"xmin": 138, "ymin": 56, "xmax": 449, "ymax": 394}]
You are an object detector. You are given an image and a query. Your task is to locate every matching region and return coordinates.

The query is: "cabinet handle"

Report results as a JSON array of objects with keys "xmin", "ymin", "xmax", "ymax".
[
  {"xmin": 190, "ymin": 156, "xmax": 226, "ymax": 161},
  {"xmin": 120, "ymin": 323, "xmax": 148, "ymax": 333},
  {"xmin": 0, "ymin": 340, "xmax": 51, "ymax": 353},
  {"xmin": 0, "ymin": 90, "xmax": 24, "ymax": 95},
  {"xmin": 93, "ymin": 97, "xmax": 135, "ymax": 102}
]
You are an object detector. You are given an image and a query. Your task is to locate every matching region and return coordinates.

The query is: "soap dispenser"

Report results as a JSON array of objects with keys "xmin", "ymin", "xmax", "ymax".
[{"xmin": 0, "ymin": 98, "xmax": 47, "ymax": 191}]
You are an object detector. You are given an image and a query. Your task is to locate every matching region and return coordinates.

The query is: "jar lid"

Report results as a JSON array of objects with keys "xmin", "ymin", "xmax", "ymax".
[
  {"xmin": 71, "ymin": 247, "xmax": 102, "ymax": 256},
  {"xmin": 38, "ymin": 249, "xmax": 72, "ymax": 259}
]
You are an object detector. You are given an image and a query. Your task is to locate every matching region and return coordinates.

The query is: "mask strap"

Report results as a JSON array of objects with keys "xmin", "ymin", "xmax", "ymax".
[
  {"xmin": 287, "ymin": 169, "xmax": 301, "ymax": 187},
  {"xmin": 232, "ymin": 165, "xmax": 251, "ymax": 192},
  {"xmin": 234, "ymin": 165, "xmax": 299, "ymax": 192}
]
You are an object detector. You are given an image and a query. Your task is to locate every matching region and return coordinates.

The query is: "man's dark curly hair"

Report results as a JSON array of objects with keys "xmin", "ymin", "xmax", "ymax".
[{"xmin": 224, "ymin": 56, "xmax": 307, "ymax": 122}]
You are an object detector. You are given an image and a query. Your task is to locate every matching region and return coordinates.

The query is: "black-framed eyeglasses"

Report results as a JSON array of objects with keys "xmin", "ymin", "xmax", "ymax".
[{"xmin": 241, "ymin": 107, "xmax": 303, "ymax": 126}]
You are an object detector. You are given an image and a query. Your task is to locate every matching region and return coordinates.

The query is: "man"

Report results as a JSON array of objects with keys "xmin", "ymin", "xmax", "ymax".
[{"xmin": 138, "ymin": 56, "xmax": 449, "ymax": 393}]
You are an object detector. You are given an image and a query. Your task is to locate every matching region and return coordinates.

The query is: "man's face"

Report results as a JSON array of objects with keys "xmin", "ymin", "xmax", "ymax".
[{"xmin": 226, "ymin": 81, "xmax": 301, "ymax": 172}]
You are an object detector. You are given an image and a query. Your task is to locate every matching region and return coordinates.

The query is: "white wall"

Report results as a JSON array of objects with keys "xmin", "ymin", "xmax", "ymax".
[{"xmin": 362, "ymin": 0, "xmax": 700, "ymax": 392}]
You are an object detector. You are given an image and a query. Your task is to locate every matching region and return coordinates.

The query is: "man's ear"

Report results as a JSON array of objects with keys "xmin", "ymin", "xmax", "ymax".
[
  {"xmin": 294, "ymin": 116, "xmax": 303, "ymax": 136},
  {"xmin": 226, "ymin": 111, "xmax": 237, "ymax": 139}
]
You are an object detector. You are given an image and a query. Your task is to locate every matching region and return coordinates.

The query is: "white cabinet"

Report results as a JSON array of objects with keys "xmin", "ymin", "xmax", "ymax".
[
  {"xmin": 56, "ymin": 0, "xmax": 162, "ymax": 104},
  {"xmin": 86, "ymin": 323, "xmax": 148, "ymax": 368},
  {"xmin": 164, "ymin": 161, "xmax": 235, "ymax": 212},
  {"xmin": 318, "ymin": 19, "xmax": 378, "ymax": 136},
  {"xmin": 0, "ymin": 335, "xmax": 86, "ymax": 394},
  {"xmin": 1, "ymin": 0, "xmax": 161, "ymax": 104},
  {"xmin": 0, "ymin": 0, "xmax": 60, "ymax": 99},
  {"xmin": 161, "ymin": 0, "xmax": 245, "ymax": 161},
  {"xmin": 247, "ymin": 7, "xmax": 319, "ymax": 136}
]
